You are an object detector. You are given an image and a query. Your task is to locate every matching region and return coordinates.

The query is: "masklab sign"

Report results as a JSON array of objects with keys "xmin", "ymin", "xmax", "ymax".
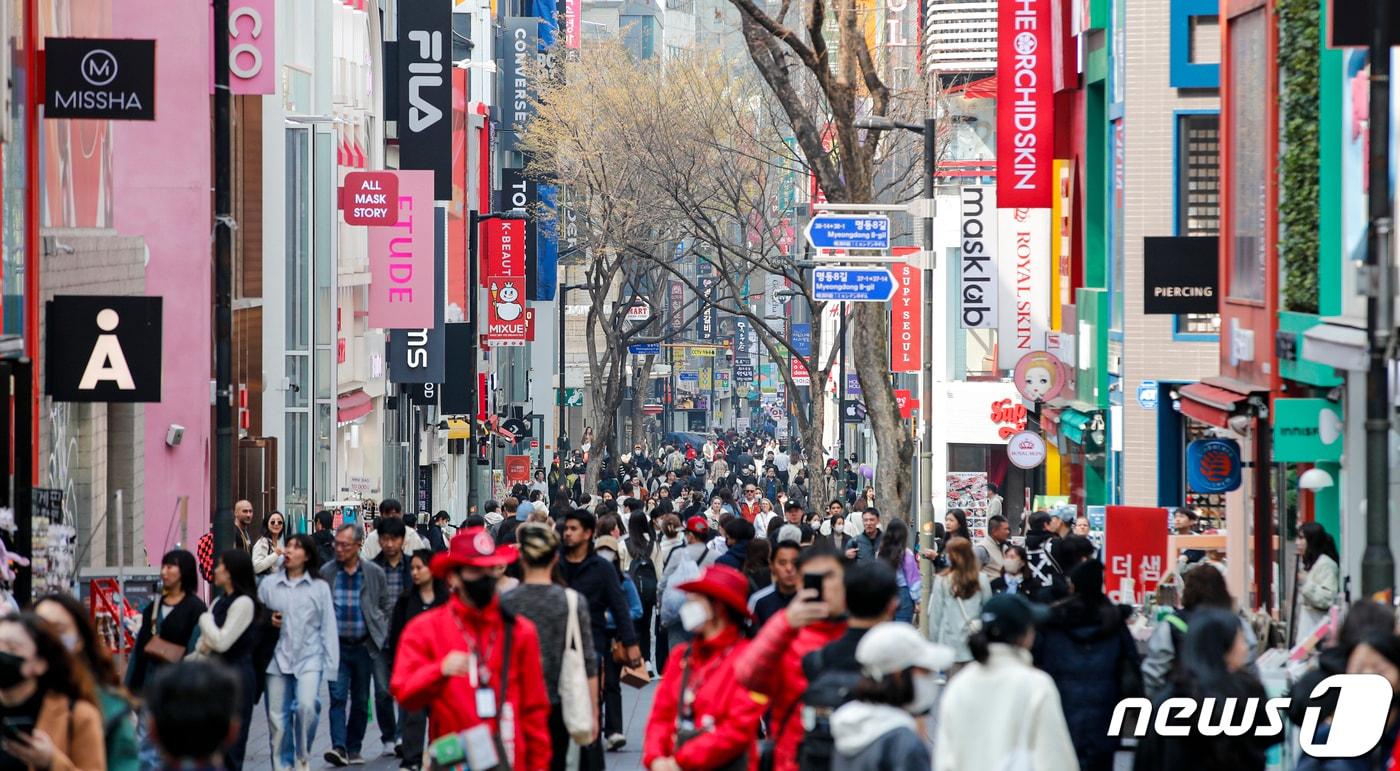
[
  {"xmin": 368, "ymin": 170, "xmax": 436, "ymax": 329},
  {"xmin": 960, "ymin": 186, "xmax": 998, "ymax": 329},
  {"xmin": 996, "ymin": 207, "xmax": 1051, "ymax": 369},
  {"xmin": 997, "ymin": 0, "xmax": 1053, "ymax": 208},
  {"xmin": 228, "ymin": 0, "xmax": 275, "ymax": 95}
]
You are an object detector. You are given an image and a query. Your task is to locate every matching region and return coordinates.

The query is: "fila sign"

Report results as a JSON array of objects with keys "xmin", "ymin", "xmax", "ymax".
[{"xmin": 46, "ymin": 295, "xmax": 163, "ymax": 402}]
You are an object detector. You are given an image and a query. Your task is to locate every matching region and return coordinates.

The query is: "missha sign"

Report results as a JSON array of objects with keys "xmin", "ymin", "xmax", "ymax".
[
  {"xmin": 368, "ymin": 170, "xmax": 436, "ymax": 329},
  {"xmin": 997, "ymin": 0, "xmax": 1053, "ymax": 208},
  {"xmin": 960, "ymin": 186, "xmax": 998, "ymax": 329},
  {"xmin": 45, "ymin": 38, "xmax": 155, "ymax": 121}
]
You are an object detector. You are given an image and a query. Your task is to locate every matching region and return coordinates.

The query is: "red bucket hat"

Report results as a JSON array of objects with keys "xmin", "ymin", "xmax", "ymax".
[
  {"xmin": 677, "ymin": 565, "xmax": 753, "ymax": 619},
  {"xmin": 430, "ymin": 527, "xmax": 519, "ymax": 578}
]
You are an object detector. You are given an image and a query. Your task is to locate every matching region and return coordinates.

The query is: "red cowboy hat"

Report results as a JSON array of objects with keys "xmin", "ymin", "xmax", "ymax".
[
  {"xmin": 677, "ymin": 565, "xmax": 753, "ymax": 620},
  {"xmin": 684, "ymin": 516, "xmax": 709, "ymax": 536},
  {"xmin": 430, "ymin": 527, "xmax": 519, "ymax": 577}
]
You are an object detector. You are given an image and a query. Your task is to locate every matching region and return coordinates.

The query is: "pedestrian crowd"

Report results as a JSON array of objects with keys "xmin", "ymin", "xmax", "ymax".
[{"xmin": 0, "ymin": 432, "xmax": 1389, "ymax": 770}]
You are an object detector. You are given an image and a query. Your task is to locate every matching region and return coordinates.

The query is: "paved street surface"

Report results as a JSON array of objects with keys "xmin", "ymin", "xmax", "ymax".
[{"xmin": 243, "ymin": 679, "xmax": 656, "ymax": 770}]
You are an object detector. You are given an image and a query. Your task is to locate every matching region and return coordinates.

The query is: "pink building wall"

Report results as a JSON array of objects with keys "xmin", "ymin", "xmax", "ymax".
[{"xmin": 113, "ymin": 2, "xmax": 212, "ymax": 563}]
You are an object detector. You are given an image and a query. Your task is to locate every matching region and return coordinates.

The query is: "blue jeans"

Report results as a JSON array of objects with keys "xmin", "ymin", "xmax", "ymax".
[
  {"xmin": 329, "ymin": 639, "xmax": 373, "ymax": 754},
  {"xmin": 266, "ymin": 669, "xmax": 323, "ymax": 771}
]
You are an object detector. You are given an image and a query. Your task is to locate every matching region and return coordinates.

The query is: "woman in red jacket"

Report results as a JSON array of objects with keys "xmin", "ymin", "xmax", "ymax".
[
  {"xmin": 644, "ymin": 565, "xmax": 767, "ymax": 771},
  {"xmin": 391, "ymin": 528, "xmax": 552, "ymax": 771}
]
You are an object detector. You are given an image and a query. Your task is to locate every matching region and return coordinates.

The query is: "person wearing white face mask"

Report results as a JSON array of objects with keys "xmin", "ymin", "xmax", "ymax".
[
  {"xmin": 991, "ymin": 544, "xmax": 1041, "ymax": 598},
  {"xmin": 829, "ymin": 622, "xmax": 953, "ymax": 770}
]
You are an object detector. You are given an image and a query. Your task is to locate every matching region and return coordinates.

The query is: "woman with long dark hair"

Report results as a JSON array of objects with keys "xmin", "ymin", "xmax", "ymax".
[
  {"xmin": 876, "ymin": 519, "xmax": 920, "ymax": 624},
  {"xmin": 127, "ymin": 549, "xmax": 206, "ymax": 693},
  {"xmin": 193, "ymin": 549, "xmax": 261, "ymax": 769},
  {"xmin": 1133, "ymin": 608, "xmax": 1278, "ymax": 771},
  {"xmin": 926, "ymin": 537, "xmax": 991, "ymax": 668},
  {"xmin": 990, "ymin": 544, "xmax": 1039, "ymax": 597},
  {"xmin": 0, "ymin": 614, "xmax": 106, "ymax": 770},
  {"xmin": 33, "ymin": 594, "xmax": 138, "ymax": 770},
  {"xmin": 1296, "ymin": 521, "xmax": 1341, "ymax": 641},
  {"xmin": 625, "ymin": 509, "xmax": 658, "ymax": 669},
  {"xmin": 943, "ymin": 510, "xmax": 969, "ymax": 542},
  {"xmin": 252, "ymin": 510, "xmax": 287, "ymax": 580}
]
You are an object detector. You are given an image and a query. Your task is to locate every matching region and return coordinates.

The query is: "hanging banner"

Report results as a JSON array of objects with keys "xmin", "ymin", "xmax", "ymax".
[
  {"xmin": 960, "ymin": 186, "xmax": 998, "ymax": 329},
  {"xmin": 890, "ymin": 261, "xmax": 921, "ymax": 372},
  {"xmin": 499, "ymin": 18, "xmax": 542, "ymax": 152},
  {"xmin": 697, "ymin": 277, "xmax": 718, "ymax": 341},
  {"xmin": 46, "ymin": 295, "xmax": 163, "ymax": 402},
  {"xmin": 387, "ymin": 209, "xmax": 447, "ymax": 383},
  {"xmin": 734, "ymin": 317, "xmax": 758, "ymax": 355},
  {"xmin": 995, "ymin": 207, "xmax": 1051, "ymax": 369},
  {"xmin": 1103, "ymin": 506, "xmax": 1168, "ymax": 605},
  {"xmin": 368, "ymin": 170, "xmax": 437, "ymax": 329},
  {"xmin": 397, "ymin": 0, "xmax": 451, "ymax": 199},
  {"xmin": 669, "ymin": 281, "xmax": 686, "ymax": 331},
  {"xmin": 500, "ymin": 167, "xmax": 541, "ymax": 298},
  {"xmin": 440, "ymin": 323, "xmax": 472, "ymax": 415},
  {"xmin": 485, "ymin": 276, "xmax": 528, "ymax": 346},
  {"xmin": 228, "ymin": 0, "xmax": 275, "ymax": 95},
  {"xmin": 764, "ymin": 274, "xmax": 787, "ymax": 322},
  {"xmin": 480, "ymin": 218, "xmax": 527, "ymax": 280},
  {"xmin": 996, "ymin": 0, "xmax": 1053, "ymax": 208},
  {"xmin": 791, "ymin": 357, "xmax": 811, "ymax": 386},
  {"xmin": 791, "ymin": 323, "xmax": 812, "ymax": 357}
]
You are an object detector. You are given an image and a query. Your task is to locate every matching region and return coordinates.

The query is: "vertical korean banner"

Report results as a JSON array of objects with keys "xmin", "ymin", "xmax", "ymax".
[
  {"xmin": 397, "ymin": 0, "xmax": 451, "ymax": 200},
  {"xmin": 889, "ymin": 256, "xmax": 921, "ymax": 373},
  {"xmin": 368, "ymin": 171, "xmax": 437, "ymax": 329},
  {"xmin": 996, "ymin": 208, "xmax": 1051, "ymax": 369},
  {"xmin": 669, "ymin": 281, "xmax": 685, "ymax": 332},
  {"xmin": 960, "ymin": 186, "xmax": 998, "ymax": 329},
  {"xmin": 997, "ymin": 0, "xmax": 1053, "ymax": 209},
  {"xmin": 1102, "ymin": 506, "xmax": 1168, "ymax": 605},
  {"xmin": 697, "ymin": 277, "xmax": 718, "ymax": 341}
]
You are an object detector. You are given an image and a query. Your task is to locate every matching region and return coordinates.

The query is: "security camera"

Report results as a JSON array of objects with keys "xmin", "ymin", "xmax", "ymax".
[{"xmin": 166, "ymin": 424, "xmax": 185, "ymax": 447}]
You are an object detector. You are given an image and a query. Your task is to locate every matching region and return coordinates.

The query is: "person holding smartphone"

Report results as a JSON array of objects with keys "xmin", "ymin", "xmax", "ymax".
[{"xmin": 0, "ymin": 613, "xmax": 106, "ymax": 770}]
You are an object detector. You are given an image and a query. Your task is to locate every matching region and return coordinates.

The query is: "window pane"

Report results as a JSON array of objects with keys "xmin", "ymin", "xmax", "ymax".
[
  {"xmin": 284, "ymin": 411, "xmax": 309, "ymax": 523},
  {"xmin": 315, "ymin": 402, "xmax": 332, "ymax": 509},
  {"xmin": 1177, "ymin": 113, "xmax": 1221, "ymax": 332},
  {"xmin": 1228, "ymin": 9, "xmax": 1266, "ymax": 302},
  {"xmin": 314, "ymin": 132, "xmax": 334, "ymax": 346},
  {"xmin": 286, "ymin": 128, "xmax": 311, "ymax": 350},
  {"xmin": 286, "ymin": 355, "xmax": 308, "ymax": 408}
]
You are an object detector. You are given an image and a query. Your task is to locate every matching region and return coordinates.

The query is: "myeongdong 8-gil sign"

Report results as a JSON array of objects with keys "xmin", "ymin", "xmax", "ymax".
[{"xmin": 997, "ymin": 0, "xmax": 1053, "ymax": 209}]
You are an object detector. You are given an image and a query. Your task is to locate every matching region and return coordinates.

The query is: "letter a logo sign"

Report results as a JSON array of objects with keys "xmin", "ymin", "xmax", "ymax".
[{"xmin": 46, "ymin": 295, "xmax": 162, "ymax": 403}]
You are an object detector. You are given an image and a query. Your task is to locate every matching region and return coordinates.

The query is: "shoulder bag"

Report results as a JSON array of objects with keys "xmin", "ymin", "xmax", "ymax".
[
  {"xmin": 560, "ymin": 590, "xmax": 595, "ymax": 745},
  {"xmin": 143, "ymin": 602, "xmax": 187, "ymax": 664}
]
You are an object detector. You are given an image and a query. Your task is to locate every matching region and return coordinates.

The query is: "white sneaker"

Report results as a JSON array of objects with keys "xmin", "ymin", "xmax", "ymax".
[
  {"xmin": 605, "ymin": 733, "xmax": 627, "ymax": 751},
  {"xmin": 296, "ymin": 761, "xmax": 310, "ymax": 771}
]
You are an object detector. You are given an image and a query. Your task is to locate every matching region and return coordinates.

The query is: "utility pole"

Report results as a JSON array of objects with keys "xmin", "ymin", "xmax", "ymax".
[
  {"xmin": 920, "ymin": 116, "xmax": 935, "ymax": 527},
  {"xmin": 212, "ymin": 0, "xmax": 235, "ymax": 554},
  {"xmin": 1363, "ymin": 0, "xmax": 1396, "ymax": 599}
]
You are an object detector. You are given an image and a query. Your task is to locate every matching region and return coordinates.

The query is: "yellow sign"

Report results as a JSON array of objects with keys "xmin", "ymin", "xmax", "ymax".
[
  {"xmin": 690, "ymin": 347, "xmax": 716, "ymax": 357},
  {"xmin": 699, "ymin": 368, "xmax": 713, "ymax": 390}
]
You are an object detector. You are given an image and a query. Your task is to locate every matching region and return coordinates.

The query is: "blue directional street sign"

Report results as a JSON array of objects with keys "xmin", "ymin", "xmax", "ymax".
[
  {"xmin": 812, "ymin": 267, "xmax": 897, "ymax": 302},
  {"xmin": 804, "ymin": 214, "xmax": 891, "ymax": 250},
  {"xmin": 629, "ymin": 342, "xmax": 661, "ymax": 355}
]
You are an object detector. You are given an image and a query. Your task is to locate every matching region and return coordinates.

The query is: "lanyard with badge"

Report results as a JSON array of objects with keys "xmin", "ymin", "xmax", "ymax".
[{"xmin": 430, "ymin": 615, "xmax": 515, "ymax": 771}]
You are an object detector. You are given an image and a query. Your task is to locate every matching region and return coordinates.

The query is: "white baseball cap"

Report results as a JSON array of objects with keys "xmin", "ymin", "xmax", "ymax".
[{"xmin": 855, "ymin": 622, "xmax": 955, "ymax": 678}]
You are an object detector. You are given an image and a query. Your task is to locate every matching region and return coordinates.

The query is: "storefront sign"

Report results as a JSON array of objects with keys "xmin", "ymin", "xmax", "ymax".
[
  {"xmin": 397, "ymin": 0, "xmax": 451, "ymax": 199},
  {"xmin": 485, "ymin": 276, "xmax": 528, "ymax": 345},
  {"xmin": 1005, "ymin": 430, "xmax": 1047, "ymax": 469},
  {"xmin": 388, "ymin": 212, "xmax": 447, "ymax": 383},
  {"xmin": 505, "ymin": 455, "xmax": 531, "ymax": 483},
  {"xmin": 440, "ymin": 324, "xmax": 472, "ymax": 415},
  {"xmin": 990, "ymin": 398, "xmax": 1028, "ymax": 439},
  {"xmin": 734, "ymin": 358, "xmax": 754, "ymax": 382},
  {"xmin": 499, "ymin": 18, "xmax": 542, "ymax": 152},
  {"xmin": 45, "ymin": 38, "xmax": 156, "ymax": 121},
  {"xmin": 1013, "ymin": 350, "xmax": 1067, "ymax": 402},
  {"xmin": 368, "ymin": 170, "xmax": 436, "ymax": 329},
  {"xmin": 228, "ymin": 0, "xmax": 275, "ymax": 95},
  {"xmin": 894, "ymin": 389, "xmax": 917, "ymax": 418},
  {"xmin": 501, "ymin": 167, "xmax": 548, "ymax": 300},
  {"xmin": 46, "ymin": 295, "xmax": 163, "ymax": 402},
  {"xmin": 669, "ymin": 281, "xmax": 686, "ymax": 332},
  {"xmin": 996, "ymin": 208, "xmax": 1051, "ymax": 369},
  {"xmin": 1143, "ymin": 236, "xmax": 1219, "ymax": 314},
  {"xmin": 341, "ymin": 172, "xmax": 399, "ymax": 226},
  {"xmin": 890, "ymin": 262, "xmax": 922, "ymax": 371},
  {"xmin": 734, "ymin": 318, "xmax": 758, "ymax": 355},
  {"xmin": 791, "ymin": 357, "xmax": 811, "ymax": 386},
  {"xmin": 996, "ymin": 0, "xmax": 1053, "ymax": 208},
  {"xmin": 959, "ymin": 186, "xmax": 998, "ymax": 329},
  {"xmin": 1273, "ymin": 398, "xmax": 1344, "ymax": 462},
  {"xmin": 480, "ymin": 218, "xmax": 527, "ymax": 279},
  {"xmin": 697, "ymin": 277, "xmax": 718, "ymax": 341},
  {"xmin": 1102, "ymin": 506, "xmax": 1168, "ymax": 605},
  {"xmin": 1186, "ymin": 438, "xmax": 1243, "ymax": 493}
]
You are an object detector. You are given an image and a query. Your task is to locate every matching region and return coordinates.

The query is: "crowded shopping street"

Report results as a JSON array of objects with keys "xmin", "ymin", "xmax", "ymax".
[{"xmin": 4, "ymin": 0, "xmax": 1400, "ymax": 769}]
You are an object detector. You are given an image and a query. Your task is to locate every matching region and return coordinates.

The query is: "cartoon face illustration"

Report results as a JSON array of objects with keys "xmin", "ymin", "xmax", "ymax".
[
  {"xmin": 1022, "ymin": 365, "xmax": 1053, "ymax": 400},
  {"xmin": 498, "ymin": 283, "xmax": 519, "ymax": 303},
  {"xmin": 492, "ymin": 281, "xmax": 524, "ymax": 321}
]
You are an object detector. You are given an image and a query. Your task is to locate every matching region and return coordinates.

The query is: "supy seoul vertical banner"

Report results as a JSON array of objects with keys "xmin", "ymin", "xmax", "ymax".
[
  {"xmin": 997, "ymin": 0, "xmax": 1053, "ymax": 208},
  {"xmin": 889, "ymin": 260, "xmax": 921, "ymax": 372},
  {"xmin": 368, "ymin": 170, "xmax": 437, "ymax": 329}
]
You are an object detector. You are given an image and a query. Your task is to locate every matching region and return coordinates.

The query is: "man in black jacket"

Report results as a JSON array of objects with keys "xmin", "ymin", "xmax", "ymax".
[{"xmin": 313, "ymin": 510, "xmax": 336, "ymax": 567}]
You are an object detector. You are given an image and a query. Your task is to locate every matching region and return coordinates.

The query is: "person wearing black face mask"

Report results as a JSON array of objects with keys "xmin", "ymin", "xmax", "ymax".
[{"xmin": 389, "ymin": 527, "xmax": 553, "ymax": 770}]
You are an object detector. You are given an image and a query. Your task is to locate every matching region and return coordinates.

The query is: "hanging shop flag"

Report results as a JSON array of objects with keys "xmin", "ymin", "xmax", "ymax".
[
  {"xmin": 996, "ymin": 0, "xmax": 1053, "ymax": 208},
  {"xmin": 480, "ymin": 217, "xmax": 527, "ymax": 280},
  {"xmin": 485, "ymin": 276, "xmax": 529, "ymax": 346},
  {"xmin": 397, "ymin": 0, "xmax": 451, "ymax": 199},
  {"xmin": 499, "ymin": 18, "xmax": 542, "ymax": 153},
  {"xmin": 368, "ymin": 170, "xmax": 436, "ymax": 329},
  {"xmin": 1102, "ymin": 506, "xmax": 1168, "ymax": 605},
  {"xmin": 46, "ymin": 295, "xmax": 163, "ymax": 402},
  {"xmin": 791, "ymin": 323, "xmax": 812, "ymax": 357},
  {"xmin": 44, "ymin": 38, "xmax": 156, "ymax": 121},
  {"xmin": 1186, "ymin": 438, "xmax": 1243, "ymax": 494},
  {"xmin": 669, "ymin": 281, "xmax": 686, "ymax": 332},
  {"xmin": 995, "ymin": 207, "xmax": 1051, "ymax": 369},
  {"xmin": 1142, "ymin": 236, "xmax": 1219, "ymax": 314},
  {"xmin": 500, "ymin": 166, "xmax": 550, "ymax": 300},
  {"xmin": 790, "ymin": 357, "xmax": 811, "ymax": 386},
  {"xmin": 505, "ymin": 455, "xmax": 531, "ymax": 483},
  {"xmin": 341, "ymin": 172, "xmax": 399, "ymax": 227},
  {"xmin": 697, "ymin": 277, "xmax": 718, "ymax": 341},
  {"xmin": 890, "ymin": 260, "xmax": 921, "ymax": 372},
  {"xmin": 960, "ymin": 186, "xmax": 998, "ymax": 329},
  {"xmin": 440, "ymin": 323, "xmax": 472, "ymax": 415},
  {"xmin": 387, "ymin": 210, "xmax": 447, "ymax": 383},
  {"xmin": 228, "ymin": 0, "xmax": 275, "ymax": 95}
]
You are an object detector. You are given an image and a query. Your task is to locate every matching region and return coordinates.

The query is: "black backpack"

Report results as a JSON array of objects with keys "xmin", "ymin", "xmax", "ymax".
[
  {"xmin": 796, "ymin": 645, "xmax": 863, "ymax": 771},
  {"xmin": 629, "ymin": 544, "xmax": 658, "ymax": 607}
]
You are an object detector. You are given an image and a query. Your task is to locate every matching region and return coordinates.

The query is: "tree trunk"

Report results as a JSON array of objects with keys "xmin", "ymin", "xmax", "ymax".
[{"xmin": 850, "ymin": 303, "xmax": 914, "ymax": 522}]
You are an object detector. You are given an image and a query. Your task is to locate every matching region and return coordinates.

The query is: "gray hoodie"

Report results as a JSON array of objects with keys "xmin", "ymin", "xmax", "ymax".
[{"xmin": 830, "ymin": 702, "xmax": 931, "ymax": 771}]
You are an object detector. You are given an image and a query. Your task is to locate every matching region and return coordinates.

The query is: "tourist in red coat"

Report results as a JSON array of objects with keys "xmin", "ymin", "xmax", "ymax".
[
  {"xmin": 733, "ymin": 546, "xmax": 848, "ymax": 771},
  {"xmin": 391, "ymin": 528, "xmax": 552, "ymax": 771},
  {"xmin": 644, "ymin": 565, "xmax": 767, "ymax": 771}
]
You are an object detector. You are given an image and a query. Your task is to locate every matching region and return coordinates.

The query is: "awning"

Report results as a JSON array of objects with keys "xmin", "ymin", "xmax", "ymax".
[
  {"xmin": 336, "ymin": 390, "xmax": 373, "ymax": 424},
  {"xmin": 446, "ymin": 418, "xmax": 471, "ymax": 439},
  {"xmin": 1059, "ymin": 409, "xmax": 1093, "ymax": 444},
  {"xmin": 1177, "ymin": 381, "xmax": 1251, "ymax": 428},
  {"xmin": 1040, "ymin": 407, "xmax": 1061, "ymax": 443},
  {"xmin": 1302, "ymin": 319, "xmax": 1369, "ymax": 372}
]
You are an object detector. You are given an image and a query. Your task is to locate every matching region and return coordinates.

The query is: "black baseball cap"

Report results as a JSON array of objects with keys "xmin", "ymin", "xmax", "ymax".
[{"xmin": 980, "ymin": 594, "xmax": 1051, "ymax": 641}]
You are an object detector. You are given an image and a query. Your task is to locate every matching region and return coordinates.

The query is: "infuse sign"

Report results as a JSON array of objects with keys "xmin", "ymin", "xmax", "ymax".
[{"xmin": 960, "ymin": 186, "xmax": 998, "ymax": 329}]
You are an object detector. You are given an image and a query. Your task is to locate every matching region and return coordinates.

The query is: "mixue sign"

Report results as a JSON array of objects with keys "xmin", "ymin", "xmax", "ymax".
[
  {"xmin": 960, "ymin": 186, "xmax": 998, "ymax": 329},
  {"xmin": 995, "ymin": 208, "xmax": 1050, "ymax": 369},
  {"xmin": 46, "ymin": 295, "xmax": 162, "ymax": 402},
  {"xmin": 45, "ymin": 38, "xmax": 156, "ymax": 121},
  {"xmin": 997, "ymin": 0, "xmax": 1053, "ymax": 208},
  {"xmin": 397, "ymin": 0, "xmax": 451, "ymax": 199},
  {"xmin": 487, "ymin": 277, "xmax": 528, "ymax": 346}
]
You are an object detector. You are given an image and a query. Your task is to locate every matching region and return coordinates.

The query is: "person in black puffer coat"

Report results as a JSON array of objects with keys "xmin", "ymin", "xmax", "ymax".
[{"xmin": 1032, "ymin": 558, "xmax": 1142, "ymax": 771}]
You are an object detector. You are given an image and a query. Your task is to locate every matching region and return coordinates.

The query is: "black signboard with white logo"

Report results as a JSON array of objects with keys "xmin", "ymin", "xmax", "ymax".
[
  {"xmin": 1143, "ymin": 236, "xmax": 1219, "ymax": 315},
  {"xmin": 498, "ymin": 18, "xmax": 541, "ymax": 153},
  {"xmin": 46, "ymin": 295, "xmax": 162, "ymax": 402},
  {"xmin": 408, "ymin": 381, "xmax": 439, "ymax": 406},
  {"xmin": 397, "ymin": 1, "xmax": 451, "ymax": 200},
  {"xmin": 45, "ymin": 38, "xmax": 156, "ymax": 121},
  {"xmin": 499, "ymin": 166, "xmax": 539, "ymax": 298}
]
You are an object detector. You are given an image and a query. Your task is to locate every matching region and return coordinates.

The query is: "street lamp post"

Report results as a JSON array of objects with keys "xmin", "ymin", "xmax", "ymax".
[
  {"xmin": 467, "ymin": 208, "xmax": 527, "ymax": 509},
  {"xmin": 557, "ymin": 282, "xmax": 591, "ymax": 465}
]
